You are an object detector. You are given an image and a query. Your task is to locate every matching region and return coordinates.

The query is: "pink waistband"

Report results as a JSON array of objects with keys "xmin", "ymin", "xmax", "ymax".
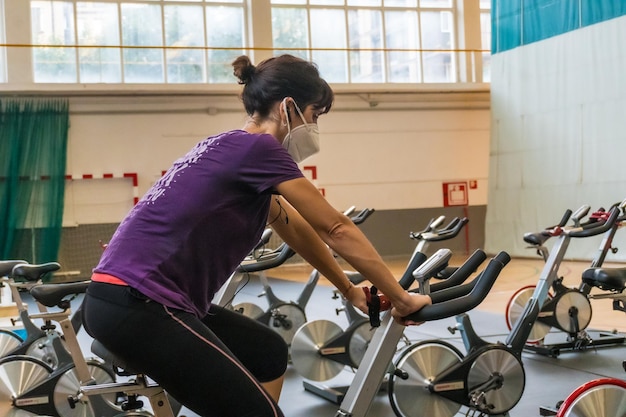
[{"xmin": 91, "ymin": 273, "xmax": 129, "ymax": 286}]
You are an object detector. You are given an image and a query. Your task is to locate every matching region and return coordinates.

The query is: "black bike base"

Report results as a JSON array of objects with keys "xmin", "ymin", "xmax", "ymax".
[
  {"xmin": 303, "ymin": 381, "xmax": 348, "ymax": 404},
  {"xmin": 303, "ymin": 377, "xmax": 389, "ymax": 405},
  {"xmin": 539, "ymin": 405, "xmax": 558, "ymax": 416},
  {"xmin": 523, "ymin": 330, "xmax": 626, "ymax": 358}
]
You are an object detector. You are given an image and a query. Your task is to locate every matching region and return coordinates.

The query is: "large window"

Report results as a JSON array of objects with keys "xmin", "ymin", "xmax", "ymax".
[
  {"xmin": 480, "ymin": 0, "xmax": 491, "ymax": 82},
  {"xmin": 30, "ymin": 0, "xmax": 248, "ymax": 83},
  {"xmin": 271, "ymin": 0, "xmax": 458, "ymax": 83},
  {"xmin": 0, "ymin": 0, "xmax": 6, "ymax": 83},
  {"xmin": 1, "ymin": 0, "xmax": 489, "ymax": 85}
]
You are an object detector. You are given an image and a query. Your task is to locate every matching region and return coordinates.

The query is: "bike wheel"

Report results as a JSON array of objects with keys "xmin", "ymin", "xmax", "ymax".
[
  {"xmin": 291, "ymin": 320, "xmax": 345, "ymax": 381},
  {"xmin": 25, "ymin": 334, "xmax": 69, "ymax": 369},
  {"xmin": 0, "ymin": 329, "xmax": 23, "ymax": 357},
  {"xmin": 505, "ymin": 285, "xmax": 552, "ymax": 343},
  {"xmin": 467, "ymin": 345, "xmax": 525, "ymax": 415},
  {"xmin": 388, "ymin": 340, "xmax": 463, "ymax": 417},
  {"xmin": 231, "ymin": 302, "xmax": 264, "ymax": 319},
  {"xmin": 269, "ymin": 303, "xmax": 307, "ymax": 345},
  {"xmin": 554, "ymin": 290, "xmax": 592, "ymax": 333},
  {"xmin": 556, "ymin": 378, "xmax": 626, "ymax": 417},
  {"xmin": 0, "ymin": 355, "xmax": 53, "ymax": 417},
  {"xmin": 347, "ymin": 320, "xmax": 376, "ymax": 368},
  {"xmin": 53, "ymin": 359, "xmax": 119, "ymax": 417}
]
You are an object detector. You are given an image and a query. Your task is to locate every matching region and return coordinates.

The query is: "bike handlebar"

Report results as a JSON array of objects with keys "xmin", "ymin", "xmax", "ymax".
[
  {"xmin": 410, "ymin": 217, "xmax": 469, "ymax": 242},
  {"xmin": 350, "ymin": 208, "xmax": 375, "ymax": 225},
  {"xmin": 403, "ymin": 251, "xmax": 510, "ymax": 322},
  {"xmin": 238, "ymin": 206, "xmax": 375, "ymax": 273},
  {"xmin": 429, "ymin": 249, "xmax": 487, "ymax": 293},
  {"xmin": 567, "ymin": 205, "xmax": 620, "ymax": 238},
  {"xmin": 237, "ymin": 242, "xmax": 296, "ymax": 273}
]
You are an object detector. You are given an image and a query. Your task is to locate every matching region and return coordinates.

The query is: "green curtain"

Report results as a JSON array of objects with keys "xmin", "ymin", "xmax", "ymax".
[{"xmin": 0, "ymin": 98, "xmax": 69, "ymax": 269}]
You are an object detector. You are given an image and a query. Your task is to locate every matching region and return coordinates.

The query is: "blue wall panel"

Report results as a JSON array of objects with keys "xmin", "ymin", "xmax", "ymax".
[{"xmin": 493, "ymin": 0, "xmax": 626, "ymax": 53}]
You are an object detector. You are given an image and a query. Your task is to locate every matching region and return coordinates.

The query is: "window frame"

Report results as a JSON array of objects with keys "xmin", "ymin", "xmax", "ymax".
[{"xmin": 0, "ymin": 0, "xmax": 490, "ymax": 91}]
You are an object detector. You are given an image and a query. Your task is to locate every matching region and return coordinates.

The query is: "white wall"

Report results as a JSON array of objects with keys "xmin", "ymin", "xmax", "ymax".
[
  {"xmin": 486, "ymin": 16, "xmax": 626, "ymax": 260},
  {"xmin": 63, "ymin": 92, "xmax": 491, "ymax": 227}
]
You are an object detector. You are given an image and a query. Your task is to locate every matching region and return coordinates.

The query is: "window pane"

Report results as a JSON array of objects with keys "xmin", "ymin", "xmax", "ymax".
[
  {"xmin": 479, "ymin": 0, "xmax": 491, "ymax": 9},
  {"xmin": 165, "ymin": 5, "xmax": 205, "ymax": 83},
  {"xmin": 272, "ymin": 7, "xmax": 309, "ymax": 60},
  {"xmin": 420, "ymin": 10, "xmax": 454, "ymax": 82},
  {"xmin": 480, "ymin": 11, "xmax": 491, "ymax": 82},
  {"xmin": 347, "ymin": 0, "xmax": 381, "ymax": 6},
  {"xmin": 384, "ymin": 0, "xmax": 417, "ymax": 6},
  {"xmin": 206, "ymin": 6, "xmax": 245, "ymax": 83},
  {"xmin": 385, "ymin": 10, "xmax": 420, "ymax": 82},
  {"xmin": 77, "ymin": 2, "xmax": 121, "ymax": 83},
  {"xmin": 310, "ymin": 0, "xmax": 344, "ymax": 5},
  {"xmin": 310, "ymin": 9, "xmax": 348, "ymax": 82},
  {"xmin": 31, "ymin": 1, "xmax": 77, "ymax": 83},
  {"xmin": 121, "ymin": 3, "xmax": 164, "ymax": 83},
  {"xmin": 420, "ymin": 0, "xmax": 452, "ymax": 7},
  {"xmin": 348, "ymin": 9, "xmax": 383, "ymax": 82},
  {"xmin": 272, "ymin": 0, "xmax": 307, "ymax": 4}
]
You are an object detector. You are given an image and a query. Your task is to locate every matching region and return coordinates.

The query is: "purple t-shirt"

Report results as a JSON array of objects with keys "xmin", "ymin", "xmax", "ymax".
[{"xmin": 95, "ymin": 130, "xmax": 304, "ymax": 317}]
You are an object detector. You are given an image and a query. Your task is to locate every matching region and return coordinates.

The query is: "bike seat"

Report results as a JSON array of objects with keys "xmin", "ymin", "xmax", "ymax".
[
  {"xmin": 523, "ymin": 231, "xmax": 551, "ymax": 246},
  {"xmin": 0, "ymin": 260, "xmax": 28, "ymax": 277},
  {"xmin": 582, "ymin": 267, "xmax": 626, "ymax": 292},
  {"xmin": 12, "ymin": 262, "xmax": 61, "ymax": 282},
  {"xmin": 30, "ymin": 280, "xmax": 91, "ymax": 307},
  {"xmin": 91, "ymin": 340, "xmax": 140, "ymax": 376}
]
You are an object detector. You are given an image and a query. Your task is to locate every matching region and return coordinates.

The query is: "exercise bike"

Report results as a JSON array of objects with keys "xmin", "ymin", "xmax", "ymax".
[
  {"xmin": 230, "ymin": 207, "xmax": 374, "ymax": 346},
  {"xmin": 290, "ymin": 215, "xmax": 470, "ymax": 403},
  {"xmin": 539, "ymin": 261, "xmax": 626, "ymax": 417},
  {"xmin": 0, "ymin": 260, "xmax": 80, "ymax": 368},
  {"xmin": 0, "ymin": 269, "xmax": 126, "ymax": 417},
  {"xmin": 506, "ymin": 199, "xmax": 626, "ymax": 357},
  {"xmin": 385, "ymin": 205, "xmax": 620, "ymax": 417}
]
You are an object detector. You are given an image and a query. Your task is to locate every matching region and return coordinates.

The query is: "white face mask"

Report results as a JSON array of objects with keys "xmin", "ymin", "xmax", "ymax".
[{"xmin": 282, "ymin": 98, "xmax": 320, "ymax": 163}]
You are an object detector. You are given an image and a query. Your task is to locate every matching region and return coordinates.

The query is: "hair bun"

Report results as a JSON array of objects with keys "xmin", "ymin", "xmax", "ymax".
[{"xmin": 232, "ymin": 55, "xmax": 256, "ymax": 85}]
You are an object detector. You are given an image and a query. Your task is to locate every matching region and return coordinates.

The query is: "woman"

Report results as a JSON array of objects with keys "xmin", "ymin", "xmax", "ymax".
[{"xmin": 83, "ymin": 54, "xmax": 431, "ymax": 417}]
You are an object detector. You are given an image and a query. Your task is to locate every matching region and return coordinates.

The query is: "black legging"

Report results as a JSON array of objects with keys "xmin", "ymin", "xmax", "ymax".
[{"xmin": 82, "ymin": 282, "xmax": 288, "ymax": 417}]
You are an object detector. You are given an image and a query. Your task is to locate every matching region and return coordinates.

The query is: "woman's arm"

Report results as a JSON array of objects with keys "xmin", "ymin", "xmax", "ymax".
[
  {"xmin": 267, "ymin": 196, "xmax": 367, "ymax": 314},
  {"xmin": 274, "ymin": 178, "xmax": 430, "ymax": 320}
]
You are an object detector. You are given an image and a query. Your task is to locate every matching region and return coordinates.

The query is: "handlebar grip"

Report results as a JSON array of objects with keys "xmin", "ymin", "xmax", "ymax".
[
  {"xmin": 403, "ymin": 251, "xmax": 510, "ymax": 322},
  {"xmin": 429, "ymin": 215, "xmax": 446, "ymax": 230},
  {"xmin": 398, "ymin": 252, "xmax": 428, "ymax": 289},
  {"xmin": 252, "ymin": 229, "xmax": 274, "ymax": 251},
  {"xmin": 429, "ymin": 249, "xmax": 487, "ymax": 293},
  {"xmin": 342, "ymin": 205, "xmax": 357, "ymax": 216},
  {"xmin": 440, "ymin": 217, "xmax": 460, "ymax": 232},
  {"xmin": 426, "ymin": 217, "xmax": 469, "ymax": 242},
  {"xmin": 569, "ymin": 206, "xmax": 620, "ymax": 238},
  {"xmin": 571, "ymin": 205, "xmax": 591, "ymax": 222},
  {"xmin": 351, "ymin": 208, "xmax": 375, "ymax": 225},
  {"xmin": 556, "ymin": 209, "xmax": 573, "ymax": 227}
]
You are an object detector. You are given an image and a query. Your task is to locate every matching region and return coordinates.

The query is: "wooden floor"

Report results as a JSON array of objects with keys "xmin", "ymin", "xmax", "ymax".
[{"xmin": 268, "ymin": 253, "xmax": 626, "ymax": 333}]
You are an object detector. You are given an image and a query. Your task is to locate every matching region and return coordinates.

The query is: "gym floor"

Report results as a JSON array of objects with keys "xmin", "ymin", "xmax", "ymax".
[{"xmin": 229, "ymin": 254, "xmax": 626, "ymax": 417}]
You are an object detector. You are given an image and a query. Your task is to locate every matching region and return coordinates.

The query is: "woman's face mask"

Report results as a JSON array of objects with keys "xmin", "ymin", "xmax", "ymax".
[{"xmin": 282, "ymin": 98, "xmax": 320, "ymax": 163}]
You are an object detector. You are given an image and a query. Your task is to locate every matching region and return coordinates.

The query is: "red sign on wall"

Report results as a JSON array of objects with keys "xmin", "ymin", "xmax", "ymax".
[{"xmin": 443, "ymin": 182, "xmax": 468, "ymax": 207}]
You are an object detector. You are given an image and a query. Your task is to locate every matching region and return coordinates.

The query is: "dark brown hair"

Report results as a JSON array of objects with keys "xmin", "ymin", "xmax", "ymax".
[{"xmin": 232, "ymin": 55, "xmax": 333, "ymax": 118}]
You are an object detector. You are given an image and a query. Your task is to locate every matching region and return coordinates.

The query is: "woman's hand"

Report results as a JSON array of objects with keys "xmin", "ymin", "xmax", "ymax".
[
  {"xmin": 391, "ymin": 293, "xmax": 432, "ymax": 326},
  {"xmin": 344, "ymin": 285, "xmax": 368, "ymax": 316}
]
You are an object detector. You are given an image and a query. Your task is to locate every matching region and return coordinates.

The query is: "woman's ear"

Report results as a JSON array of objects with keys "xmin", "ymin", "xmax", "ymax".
[{"xmin": 280, "ymin": 97, "xmax": 292, "ymax": 125}]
